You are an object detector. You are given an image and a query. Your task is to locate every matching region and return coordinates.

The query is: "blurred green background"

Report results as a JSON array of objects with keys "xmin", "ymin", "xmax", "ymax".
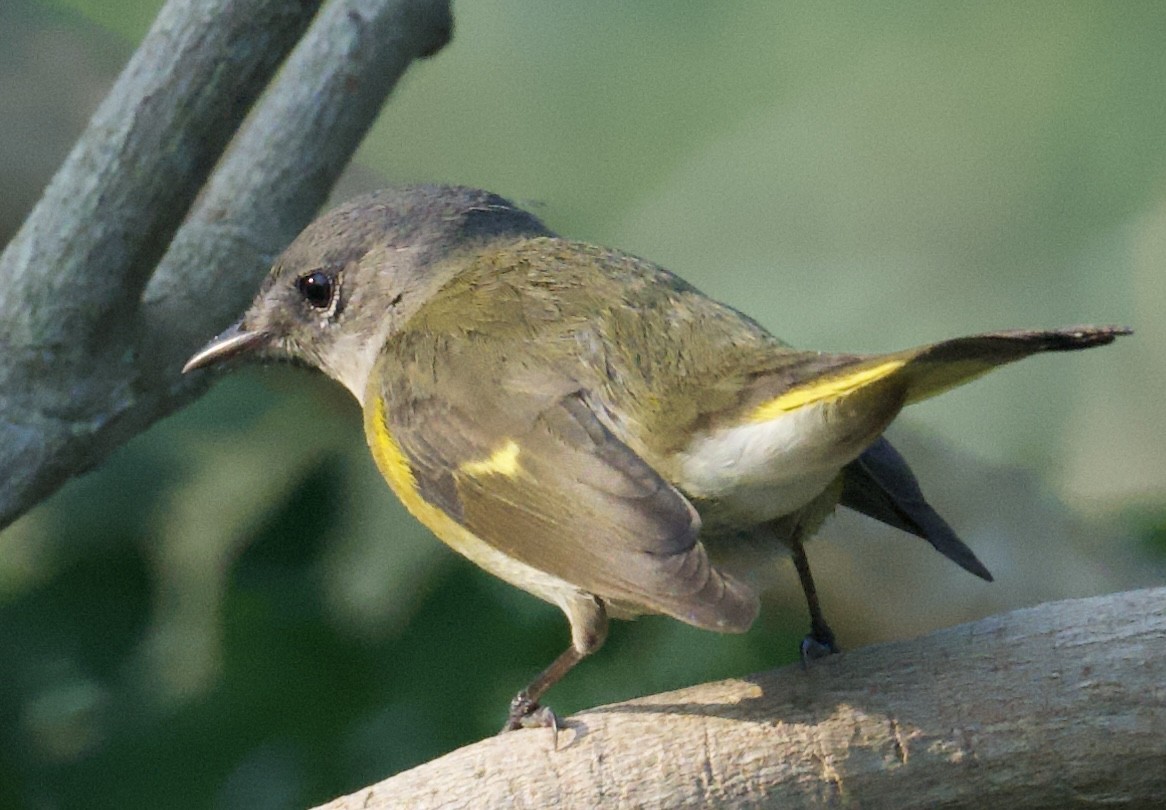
[{"xmin": 2, "ymin": 1, "xmax": 1164, "ymax": 807}]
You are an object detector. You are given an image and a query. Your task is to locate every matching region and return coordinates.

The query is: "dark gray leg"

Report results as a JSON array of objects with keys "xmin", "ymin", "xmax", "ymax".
[
  {"xmin": 503, "ymin": 595, "xmax": 608, "ymax": 732},
  {"xmin": 788, "ymin": 532, "xmax": 840, "ymax": 663}
]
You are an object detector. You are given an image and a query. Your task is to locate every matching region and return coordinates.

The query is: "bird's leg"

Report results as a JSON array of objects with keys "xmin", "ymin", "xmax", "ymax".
[
  {"xmin": 504, "ymin": 646, "xmax": 583, "ymax": 733},
  {"xmin": 503, "ymin": 595, "xmax": 608, "ymax": 732},
  {"xmin": 788, "ymin": 530, "xmax": 840, "ymax": 663}
]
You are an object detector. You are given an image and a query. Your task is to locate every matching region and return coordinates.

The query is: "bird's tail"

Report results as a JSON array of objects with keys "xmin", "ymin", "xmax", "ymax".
[
  {"xmin": 749, "ymin": 325, "xmax": 1130, "ymax": 425},
  {"xmin": 741, "ymin": 325, "xmax": 1130, "ymax": 482},
  {"xmin": 888, "ymin": 325, "xmax": 1132, "ymax": 405}
]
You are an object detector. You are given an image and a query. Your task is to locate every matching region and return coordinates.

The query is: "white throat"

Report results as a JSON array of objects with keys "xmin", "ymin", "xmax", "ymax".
[{"xmin": 318, "ymin": 331, "xmax": 384, "ymax": 405}]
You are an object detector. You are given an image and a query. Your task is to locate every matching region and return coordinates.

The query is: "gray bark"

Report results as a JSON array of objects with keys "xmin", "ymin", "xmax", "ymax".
[
  {"xmin": 0, "ymin": 0, "xmax": 452, "ymax": 529},
  {"xmin": 317, "ymin": 586, "xmax": 1166, "ymax": 810}
]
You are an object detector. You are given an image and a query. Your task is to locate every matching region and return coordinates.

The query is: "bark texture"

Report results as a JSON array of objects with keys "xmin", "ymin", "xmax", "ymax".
[
  {"xmin": 317, "ymin": 587, "xmax": 1166, "ymax": 809},
  {"xmin": 0, "ymin": 0, "xmax": 452, "ymax": 529}
]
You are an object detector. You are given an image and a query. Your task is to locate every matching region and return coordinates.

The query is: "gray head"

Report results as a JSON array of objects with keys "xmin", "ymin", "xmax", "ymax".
[{"xmin": 183, "ymin": 185, "xmax": 553, "ymax": 399}]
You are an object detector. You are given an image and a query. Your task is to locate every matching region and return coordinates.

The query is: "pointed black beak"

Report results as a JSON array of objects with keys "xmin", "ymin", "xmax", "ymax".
[{"xmin": 182, "ymin": 321, "xmax": 269, "ymax": 373}]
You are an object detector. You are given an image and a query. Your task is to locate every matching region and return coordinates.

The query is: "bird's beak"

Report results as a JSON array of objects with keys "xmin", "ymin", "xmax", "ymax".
[{"xmin": 182, "ymin": 321, "xmax": 269, "ymax": 373}]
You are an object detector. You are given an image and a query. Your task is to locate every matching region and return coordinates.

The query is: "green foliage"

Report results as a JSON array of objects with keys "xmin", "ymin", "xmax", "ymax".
[
  {"xmin": 1131, "ymin": 510, "xmax": 1166, "ymax": 559},
  {"xmin": 43, "ymin": 0, "xmax": 156, "ymax": 40},
  {"xmin": 0, "ymin": 382, "xmax": 796, "ymax": 807}
]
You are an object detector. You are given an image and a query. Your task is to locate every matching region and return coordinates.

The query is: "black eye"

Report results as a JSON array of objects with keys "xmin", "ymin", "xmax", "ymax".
[{"xmin": 296, "ymin": 271, "xmax": 335, "ymax": 309}]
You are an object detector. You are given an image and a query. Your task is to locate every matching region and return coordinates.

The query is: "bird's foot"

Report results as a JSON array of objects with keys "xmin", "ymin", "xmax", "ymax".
[
  {"xmin": 501, "ymin": 691, "xmax": 562, "ymax": 734},
  {"xmin": 799, "ymin": 625, "xmax": 840, "ymax": 667}
]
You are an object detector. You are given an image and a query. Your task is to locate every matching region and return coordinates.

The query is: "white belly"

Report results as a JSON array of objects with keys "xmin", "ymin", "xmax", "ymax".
[{"xmin": 674, "ymin": 401, "xmax": 861, "ymax": 526}]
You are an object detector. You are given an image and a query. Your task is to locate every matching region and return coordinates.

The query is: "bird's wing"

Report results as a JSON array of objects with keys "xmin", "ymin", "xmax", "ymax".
[{"xmin": 365, "ymin": 333, "xmax": 759, "ymax": 633}]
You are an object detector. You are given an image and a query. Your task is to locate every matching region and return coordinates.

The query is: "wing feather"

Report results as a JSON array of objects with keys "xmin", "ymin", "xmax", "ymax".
[{"xmin": 374, "ymin": 342, "xmax": 758, "ymax": 633}]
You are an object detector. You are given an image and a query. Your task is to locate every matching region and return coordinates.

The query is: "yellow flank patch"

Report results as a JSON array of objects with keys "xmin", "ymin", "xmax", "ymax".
[
  {"xmin": 365, "ymin": 396, "xmax": 577, "ymax": 608},
  {"xmin": 366, "ymin": 395, "xmax": 485, "ymax": 556},
  {"xmin": 459, "ymin": 440, "xmax": 522, "ymax": 478},
  {"xmin": 367, "ymin": 397, "xmax": 426, "ymax": 510},
  {"xmin": 749, "ymin": 359, "xmax": 906, "ymax": 423}
]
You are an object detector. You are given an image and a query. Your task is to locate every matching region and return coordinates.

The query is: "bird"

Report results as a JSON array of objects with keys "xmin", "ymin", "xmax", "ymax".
[{"xmin": 183, "ymin": 184, "xmax": 1130, "ymax": 730}]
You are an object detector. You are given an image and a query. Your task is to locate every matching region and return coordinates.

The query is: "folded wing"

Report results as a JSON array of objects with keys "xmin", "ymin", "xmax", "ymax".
[{"xmin": 371, "ymin": 336, "xmax": 759, "ymax": 633}]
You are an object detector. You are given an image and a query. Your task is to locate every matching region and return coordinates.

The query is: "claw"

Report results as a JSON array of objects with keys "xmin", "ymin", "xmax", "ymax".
[
  {"xmin": 799, "ymin": 626, "xmax": 840, "ymax": 667},
  {"xmin": 502, "ymin": 692, "xmax": 562, "ymax": 735}
]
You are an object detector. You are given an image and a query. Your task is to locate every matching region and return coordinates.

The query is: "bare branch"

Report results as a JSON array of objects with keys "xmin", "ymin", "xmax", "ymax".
[
  {"xmin": 317, "ymin": 587, "xmax": 1166, "ymax": 810},
  {"xmin": 4, "ymin": 0, "xmax": 320, "ymax": 342},
  {"xmin": 140, "ymin": 0, "xmax": 452, "ymax": 376},
  {"xmin": 0, "ymin": 0, "xmax": 452, "ymax": 529}
]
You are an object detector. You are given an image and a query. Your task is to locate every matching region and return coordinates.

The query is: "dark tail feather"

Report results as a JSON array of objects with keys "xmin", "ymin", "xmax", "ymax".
[
  {"xmin": 913, "ymin": 324, "xmax": 1132, "ymax": 365},
  {"xmin": 835, "ymin": 326, "xmax": 1130, "ymax": 573},
  {"xmin": 841, "ymin": 437, "xmax": 993, "ymax": 581},
  {"xmin": 895, "ymin": 324, "xmax": 1132, "ymax": 405}
]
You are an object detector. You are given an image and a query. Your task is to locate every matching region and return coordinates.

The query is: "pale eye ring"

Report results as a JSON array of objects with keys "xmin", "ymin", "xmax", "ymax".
[{"xmin": 296, "ymin": 271, "xmax": 335, "ymax": 309}]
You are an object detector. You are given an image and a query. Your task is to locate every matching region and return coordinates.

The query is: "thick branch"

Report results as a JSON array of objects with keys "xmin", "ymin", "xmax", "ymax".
[
  {"xmin": 3, "ymin": 0, "xmax": 319, "ymax": 345},
  {"xmin": 0, "ymin": 0, "xmax": 452, "ymax": 529},
  {"xmin": 318, "ymin": 587, "xmax": 1166, "ymax": 810},
  {"xmin": 140, "ymin": 0, "xmax": 453, "ymax": 376}
]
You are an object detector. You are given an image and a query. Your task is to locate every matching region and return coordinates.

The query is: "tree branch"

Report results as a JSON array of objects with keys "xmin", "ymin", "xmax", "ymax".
[
  {"xmin": 316, "ymin": 587, "xmax": 1166, "ymax": 809},
  {"xmin": 0, "ymin": 0, "xmax": 452, "ymax": 529}
]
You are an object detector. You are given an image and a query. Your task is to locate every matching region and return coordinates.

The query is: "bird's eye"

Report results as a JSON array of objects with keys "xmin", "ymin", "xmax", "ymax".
[{"xmin": 296, "ymin": 271, "xmax": 335, "ymax": 309}]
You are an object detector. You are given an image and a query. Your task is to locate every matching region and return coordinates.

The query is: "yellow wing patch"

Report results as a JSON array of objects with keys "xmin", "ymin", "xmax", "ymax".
[
  {"xmin": 364, "ymin": 396, "xmax": 579, "ymax": 607},
  {"xmin": 749, "ymin": 359, "xmax": 906, "ymax": 423},
  {"xmin": 459, "ymin": 440, "xmax": 522, "ymax": 478}
]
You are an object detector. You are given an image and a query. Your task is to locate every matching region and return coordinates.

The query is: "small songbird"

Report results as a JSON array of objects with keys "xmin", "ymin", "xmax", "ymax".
[{"xmin": 183, "ymin": 185, "xmax": 1130, "ymax": 730}]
